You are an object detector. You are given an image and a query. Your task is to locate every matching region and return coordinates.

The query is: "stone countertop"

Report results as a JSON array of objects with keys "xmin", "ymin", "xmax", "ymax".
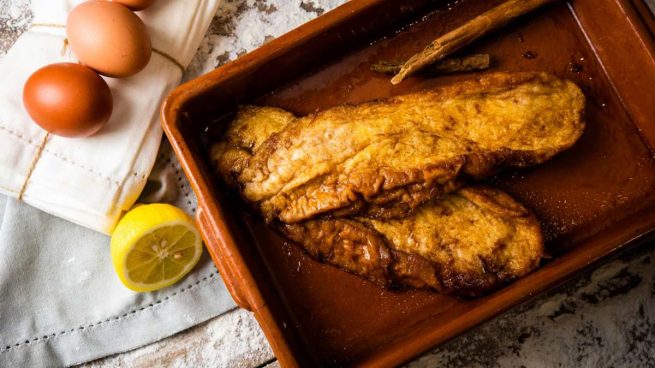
[{"xmin": 2, "ymin": 0, "xmax": 654, "ymax": 367}]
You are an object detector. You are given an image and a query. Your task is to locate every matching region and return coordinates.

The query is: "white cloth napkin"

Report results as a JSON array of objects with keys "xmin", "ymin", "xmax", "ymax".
[{"xmin": 0, "ymin": 0, "xmax": 220, "ymax": 234}]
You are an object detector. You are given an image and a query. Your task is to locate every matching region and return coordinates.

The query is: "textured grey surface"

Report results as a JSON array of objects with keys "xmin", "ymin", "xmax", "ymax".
[
  {"xmin": 81, "ymin": 308, "xmax": 275, "ymax": 368},
  {"xmin": 410, "ymin": 245, "xmax": 655, "ymax": 367},
  {"xmin": 2, "ymin": 0, "xmax": 654, "ymax": 367}
]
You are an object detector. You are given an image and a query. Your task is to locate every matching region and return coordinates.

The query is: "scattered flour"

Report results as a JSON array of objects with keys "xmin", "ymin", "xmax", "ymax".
[
  {"xmin": 0, "ymin": 0, "xmax": 32, "ymax": 56},
  {"xmin": 183, "ymin": 0, "xmax": 343, "ymax": 81}
]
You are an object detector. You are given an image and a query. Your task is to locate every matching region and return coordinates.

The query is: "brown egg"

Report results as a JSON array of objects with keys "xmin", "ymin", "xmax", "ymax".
[
  {"xmin": 111, "ymin": 0, "xmax": 156, "ymax": 11},
  {"xmin": 66, "ymin": 1, "xmax": 152, "ymax": 78},
  {"xmin": 23, "ymin": 63, "xmax": 113, "ymax": 138}
]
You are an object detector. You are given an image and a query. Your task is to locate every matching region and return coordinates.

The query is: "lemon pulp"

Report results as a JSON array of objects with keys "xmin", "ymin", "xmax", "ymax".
[{"xmin": 111, "ymin": 204, "xmax": 202, "ymax": 292}]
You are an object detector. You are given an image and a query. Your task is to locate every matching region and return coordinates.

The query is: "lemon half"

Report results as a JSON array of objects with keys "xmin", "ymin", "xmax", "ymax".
[{"xmin": 111, "ymin": 203, "xmax": 202, "ymax": 292}]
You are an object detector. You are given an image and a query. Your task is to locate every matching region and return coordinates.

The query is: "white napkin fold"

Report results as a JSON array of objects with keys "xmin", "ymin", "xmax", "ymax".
[{"xmin": 0, "ymin": 0, "xmax": 220, "ymax": 234}]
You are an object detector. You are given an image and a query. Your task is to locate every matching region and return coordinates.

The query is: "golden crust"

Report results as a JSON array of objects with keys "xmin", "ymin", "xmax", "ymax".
[
  {"xmin": 212, "ymin": 72, "xmax": 585, "ymax": 224},
  {"xmin": 281, "ymin": 186, "xmax": 544, "ymax": 296}
]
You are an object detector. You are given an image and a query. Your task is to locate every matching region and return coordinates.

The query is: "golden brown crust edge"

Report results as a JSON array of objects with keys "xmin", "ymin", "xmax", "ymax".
[{"xmin": 280, "ymin": 186, "xmax": 544, "ymax": 297}]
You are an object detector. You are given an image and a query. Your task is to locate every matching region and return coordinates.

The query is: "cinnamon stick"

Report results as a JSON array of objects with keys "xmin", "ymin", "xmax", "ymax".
[
  {"xmin": 371, "ymin": 54, "xmax": 490, "ymax": 75},
  {"xmin": 391, "ymin": 0, "xmax": 558, "ymax": 84}
]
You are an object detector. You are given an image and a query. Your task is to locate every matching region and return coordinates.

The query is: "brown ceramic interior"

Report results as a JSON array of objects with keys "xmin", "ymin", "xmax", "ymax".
[{"xmin": 161, "ymin": 0, "xmax": 655, "ymax": 366}]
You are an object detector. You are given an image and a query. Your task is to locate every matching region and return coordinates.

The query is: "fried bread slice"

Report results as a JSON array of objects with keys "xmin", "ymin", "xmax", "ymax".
[
  {"xmin": 280, "ymin": 186, "xmax": 543, "ymax": 296},
  {"xmin": 212, "ymin": 72, "xmax": 584, "ymax": 223}
]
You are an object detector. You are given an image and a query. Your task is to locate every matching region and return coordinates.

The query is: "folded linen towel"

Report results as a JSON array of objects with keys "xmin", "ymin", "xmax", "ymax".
[
  {"xmin": 0, "ymin": 0, "xmax": 220, "ymax": 234},
  {"xmin": 0, "ymin": 191, "xmax": 236, "ymax": 367}
]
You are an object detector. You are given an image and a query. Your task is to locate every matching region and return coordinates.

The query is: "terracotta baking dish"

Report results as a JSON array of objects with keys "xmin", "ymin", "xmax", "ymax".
[{"xmin": 161, "ymin": 0, "xmax": 655, "ymax": 366}]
